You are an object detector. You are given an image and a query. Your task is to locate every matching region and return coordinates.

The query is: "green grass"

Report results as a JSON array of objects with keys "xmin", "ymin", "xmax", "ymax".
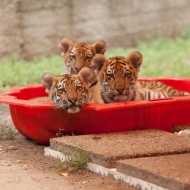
[
  {"xmin": 105, "ymin": 30, "xmax": 190, "ymax": 78},
  {"xmin": 0, "ymin": 55, "xmax": 64, "ymax": 92},
  {"xmin": 54, "ymin": 146, "xmax": 90, "ymax": 172},
  {"xmin": 0, "ymin": 30, "xmax": 190, "ymax": 92}
]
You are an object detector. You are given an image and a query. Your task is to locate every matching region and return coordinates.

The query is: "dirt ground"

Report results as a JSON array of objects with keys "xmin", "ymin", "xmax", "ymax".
[{"xmin": 0, "ymin": 104, "xmax": 139, "ymax": 190}]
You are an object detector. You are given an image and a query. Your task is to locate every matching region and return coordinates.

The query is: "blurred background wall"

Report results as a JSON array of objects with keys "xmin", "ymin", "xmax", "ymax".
[{"xmin": 0, "ymin": 0, "xmax": 190, "ymax": 59}]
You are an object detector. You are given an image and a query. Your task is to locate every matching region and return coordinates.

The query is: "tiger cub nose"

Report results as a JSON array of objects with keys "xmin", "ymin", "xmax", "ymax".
[
  {"xmin": 116, "ymin": 88, "xmax": 124, "ymax": 94},
  {"xmin": 75, "ymin": 67, "xmax": 82, "ymax": 72},
  {"xmin": 68, "ymin": 97, "xmax": 77, "ymax": 103}
]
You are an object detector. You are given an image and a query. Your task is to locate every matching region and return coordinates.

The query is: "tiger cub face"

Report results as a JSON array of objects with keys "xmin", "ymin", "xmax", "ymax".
[
  {"xmin": 90, "ymin": 51, "xmax": 143, "ymax": 103},
  {"xmin": 59, "ymin": 38, "xmax": 107, "ymax": 74},
  {"xmin": 41, "ymin": 67, "xmax": 97, "ymax": 114}
]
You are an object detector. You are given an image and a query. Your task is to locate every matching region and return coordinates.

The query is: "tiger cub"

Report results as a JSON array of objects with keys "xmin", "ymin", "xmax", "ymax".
[
  {"xmin": 90, "ymin": 52, "xmax": 190, "ymax": 103},
  {"xmin": 59, "ymin": 37, "xmax": 107, "ymax": 74},
  {"xmin": 138, "ymin": 81, "xmax": 190, "ymax": 99},
  {"xmin": 41, "ymin": 67, "xmax": 98, "ymax": 114}
]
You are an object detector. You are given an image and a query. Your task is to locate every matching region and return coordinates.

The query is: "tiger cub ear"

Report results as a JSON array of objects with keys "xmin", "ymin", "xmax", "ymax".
[
  {"xmin": 92, "ymin": 40, "xmax": 107, "ymax": 54},
  {"xmin": 90, "ymin": 54, "xmax": 106, "ymax": 74},
  {"xmin": 78, "ymin": 67, "xmax": 97, "ymax": 87},
  {"xmin": 41, "ymin": 73, "xmax": 57, "ymax": 93},
  {"xmin": 127, "ymin": 51, "xmax": 143, "ymax": 72},
  {"xmin": 59, "ymin": 37, "xmax": 74, "ymax": 54}
]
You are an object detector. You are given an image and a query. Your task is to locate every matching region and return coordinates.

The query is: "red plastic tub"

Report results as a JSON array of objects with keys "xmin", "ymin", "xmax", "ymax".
[{"xmin": 0, "ymin": 77, "xmax": 190, "ymax": 145}]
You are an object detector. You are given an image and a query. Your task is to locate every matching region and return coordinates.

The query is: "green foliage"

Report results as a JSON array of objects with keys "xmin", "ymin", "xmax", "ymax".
[
  {"xmin": 55, "ymin": 146, "xmax": 90, "ymax": 172},
  {"xmin": 0, "ymin": 124, "xmax": 17, "ymax": 140},
  {"xmin": 0, "ymin": 54, "xmax": 64, "ymax": 92},
  {"xmin": 105, "ymin": 30, "xmax": 190, "ymax": 78},
  {"xmin": 0, "ymin": 30, "xmax": 190, "ymax": 92}
]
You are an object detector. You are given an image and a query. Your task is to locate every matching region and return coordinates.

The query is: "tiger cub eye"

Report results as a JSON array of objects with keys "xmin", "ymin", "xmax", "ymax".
[
  {"xmin": 86, "ymin": 55, "xmax": 92, "ymax": 61},
  {"xmin": 76, "ymin": 86, "xmax": 82, "ymax": 91},
  {"xmin": 70, "ymin": 54, "xmax": 76, "ymax": 60},
  {"xmin": 105, "ymin": 73, "xmax": 114, "ymax": 81},
  {"xmin": 124, "ymin": 72, "xmax": 131, "ymax": 78},
  {"xmin": 107, "ymin": 74, "xmax": 114, "ymax": 78},
  {"xmin": 57, "ymin": 85, "xmax": 66, "ymax": 93}
]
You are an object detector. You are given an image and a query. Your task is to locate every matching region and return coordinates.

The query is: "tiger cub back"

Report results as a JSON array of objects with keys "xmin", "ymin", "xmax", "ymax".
[
  {"xmin": 59, "ymin": 38, "xmax": 107, "ymax": 74},
  {"xmin": 138, "ymin": 81, "xmax": 190, "ymax": 100}
]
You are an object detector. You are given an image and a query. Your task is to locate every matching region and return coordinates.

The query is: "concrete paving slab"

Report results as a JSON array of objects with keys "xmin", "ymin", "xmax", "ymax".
[
  {"xmin": 50, "ymin": 129, "xmax": 190, "ymax": 168},
  {"xmin": 116, "ymin": 154, "xmax": 190, "ymax": 190},
  {"xmin": 45, "ymin": 147, "xmax": 167, "ymax": 190}
]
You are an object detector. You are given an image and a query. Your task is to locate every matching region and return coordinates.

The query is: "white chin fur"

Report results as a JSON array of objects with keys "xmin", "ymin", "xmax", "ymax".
[{"xmin": 67, "ymin": 107, "xmax": 80, "ymax": 114}]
